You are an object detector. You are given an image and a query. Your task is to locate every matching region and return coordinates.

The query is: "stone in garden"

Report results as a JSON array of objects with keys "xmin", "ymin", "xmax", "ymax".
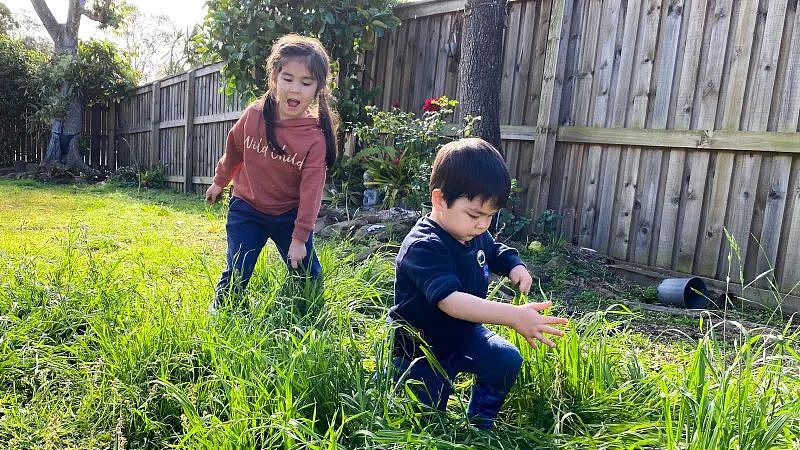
[
  {"xmin": 354, "ymin": 207, "xmax": 420, "ymax": 224},
  {"xmin": 318, "ymin": 218, "xmax": 369, "ymax": 238}
]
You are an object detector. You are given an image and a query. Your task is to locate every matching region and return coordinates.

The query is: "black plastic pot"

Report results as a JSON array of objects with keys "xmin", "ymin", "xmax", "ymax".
[{"xmin": 656, "ymin": 277, "xmax": 708, "ymax": 309}]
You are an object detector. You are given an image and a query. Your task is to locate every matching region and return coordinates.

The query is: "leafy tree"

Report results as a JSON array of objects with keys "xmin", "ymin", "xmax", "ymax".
[
  {"xmin": 30, "ymin": 0, "xmax": 135, "ymax": 174},
  {"xmin": 196, "ymin": 0, "xmax": 399, "ymax": 132},
  {"xmin": 0, "ymin": 33, "xmax": 48, "ymax": 166},
  {"xmin": 0, "ymin": 2, "xmax": 17, "ymax": 35},
  {"xmin": 111, "ymin": 10, "xmax": 195, "ymax": 82}
]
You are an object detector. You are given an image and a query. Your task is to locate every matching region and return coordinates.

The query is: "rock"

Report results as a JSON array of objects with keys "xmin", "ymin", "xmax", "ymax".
[
  {"xmin": 352, "ymin": 224, "xmax": 386, "ymax": 241},
  {"xmin": 354, "ymin": 207, "xmax": 420, "ymax": 224},
  {"xmin": 317, "ymin": 205, "xmax": 347, "ymax": 222},
  {"xmin": 544, "ymin": 255, "xmax": 569, "ymax": 273},
  {"xmin": 318, "ymin": 218, "xmax": 368, "ymax": 238},
  {"xmin": 313, "ymin": 217, "xmax": 328, "ymax": 234},
  {"xmin": 352, "ymin": 221, "xmax": 413, "ymax": 243}
]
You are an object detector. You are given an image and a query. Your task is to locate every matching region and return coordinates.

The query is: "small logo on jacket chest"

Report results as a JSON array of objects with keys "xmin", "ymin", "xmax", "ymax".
[{"xmin": 477, "ymin": 249, "xmax": 489, "ymax": 280}]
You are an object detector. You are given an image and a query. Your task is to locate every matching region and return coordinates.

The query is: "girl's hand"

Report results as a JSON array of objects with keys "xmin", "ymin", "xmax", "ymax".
[
  {"xmin": 287, "ymin": 238, "xmax": 307, "ymax": 269},
  {"xmin": 205, "ymin": 183, "xmax": 223, "ymax": 203},
  {"xmin": 509, "ymin": 264, "xmax": 533, "ymax": 294},
  {"xmin": 511, "ymin": 301, "xmax": 568, "ymax": 348}
]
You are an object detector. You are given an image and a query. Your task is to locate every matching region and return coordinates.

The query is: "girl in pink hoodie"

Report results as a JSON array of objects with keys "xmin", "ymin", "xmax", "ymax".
[{"xmin": 205, "ymin": 34, "xmax": 338, "ymax": 312}]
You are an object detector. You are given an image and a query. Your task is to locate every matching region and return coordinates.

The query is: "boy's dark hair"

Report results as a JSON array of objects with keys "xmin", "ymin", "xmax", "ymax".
[{"xmin": 430, "ymin": 137, "xmax": 511, "ymax": 209}]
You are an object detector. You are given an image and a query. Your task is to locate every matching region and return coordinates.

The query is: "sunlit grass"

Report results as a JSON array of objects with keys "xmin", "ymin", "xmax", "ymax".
[{"xmin": 1, "ymin": 179, "xmax": 798, "ymax": 449}]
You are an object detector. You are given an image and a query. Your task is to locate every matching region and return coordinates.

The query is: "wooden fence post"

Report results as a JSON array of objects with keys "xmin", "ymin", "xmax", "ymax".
[
  {"xmin": 90, "ymin": 106, "xmax": 102, "ymax": 168},
  {"xmin": 150, "ymin": 81, "xmax": 161, "ymax": 168},
  {"xmin": 527, "ymin": 0, "xmax": 571, "ymax": 219},
  {"xmin": 183, "ymin": 70, "xmax": 197, "ymax": 193},
  {"xmin": 108, "ymin": 102, "xmax": 117, "ymax": 170}
]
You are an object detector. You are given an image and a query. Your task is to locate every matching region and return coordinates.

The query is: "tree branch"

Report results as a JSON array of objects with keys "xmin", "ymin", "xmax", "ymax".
[
  {"xmin": 66, "ymin": 0, "xmax": 86, "ymax": 36},
  {"xmin": 29, "ymin": 0, "xmax": 61, "ymax": 40},
  {"xmin": 82, "ymin": 9, "xmax": 104, "ymax": 22}
]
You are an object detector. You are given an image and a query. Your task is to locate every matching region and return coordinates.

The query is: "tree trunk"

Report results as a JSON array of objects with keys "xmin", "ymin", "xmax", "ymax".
[
  {"xmin": 32, "ymin": 0, "xmax": 94, "ymax": 175},
  {"xmin": 41, "ymin": 45, "xmax": 93, "ymax": 174},
  {"xmin": 456, "ymin": 0, "xmax": 507, "ymax": 151},
  {"xmin": 42, "ymin": 81, "xmax": 92, "ymax": 174}
]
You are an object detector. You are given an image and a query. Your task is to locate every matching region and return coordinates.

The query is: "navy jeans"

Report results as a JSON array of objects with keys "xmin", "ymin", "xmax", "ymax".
[
  {"xmin": 393, "ymin": 325, "xmax": 522, "ymax": 429},
  {"xmin": 214, "ymin": 196, "xmax": 322, "ymax": 304}
]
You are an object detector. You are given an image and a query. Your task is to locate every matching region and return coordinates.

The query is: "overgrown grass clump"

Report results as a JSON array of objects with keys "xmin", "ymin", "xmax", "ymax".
[{"xmin": 1, "ymin": 180, "xmax": 799, "ymax": 449}]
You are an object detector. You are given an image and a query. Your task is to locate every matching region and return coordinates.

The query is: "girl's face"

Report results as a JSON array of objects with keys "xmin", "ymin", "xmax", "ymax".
[{"xmin": 272, "ymin": 59, "xmax": 319, "ymax": 120}]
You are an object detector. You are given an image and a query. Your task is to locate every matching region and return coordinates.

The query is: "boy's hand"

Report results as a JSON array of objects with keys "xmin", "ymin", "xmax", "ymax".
[
  {"xmin": 287, "ymin": 238, "xmax": 307, "ymax": 269},
  {"xmin": 509, "ymin": 264, "xmax": 533, "ymax": 294},
  {"xmin": 511, "ymin": 300, "xmax": 568, "ymax": 348},
  {"xmin": 205, "ymin": 183, "xmax": 223, "ymax": 203}
]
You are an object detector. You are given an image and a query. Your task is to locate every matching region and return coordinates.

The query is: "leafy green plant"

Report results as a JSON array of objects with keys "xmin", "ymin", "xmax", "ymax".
[
  {"xmin": 0, "ymin": 33, "xmax": 48, "ymax": 166},
  {"xmin": 352, "ymin": 96, "xmax": 479, "ymax": 210},
  {"xmin": 495, "ymin": 178, "xmax": 531, "ymax": 241}
]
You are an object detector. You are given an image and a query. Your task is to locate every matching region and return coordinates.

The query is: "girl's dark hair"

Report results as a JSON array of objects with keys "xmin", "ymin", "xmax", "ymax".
[
  {"xmin": 429, "ymin": 137, "xmax": 511, "ymax": 209},
  {"xmin": 261, "ymin": 34, "xmax": 339, "ymax": 167}
]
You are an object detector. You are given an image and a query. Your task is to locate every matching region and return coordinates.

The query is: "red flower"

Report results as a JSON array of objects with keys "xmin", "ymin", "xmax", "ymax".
[
  {"xmin": 392, "ymin": 100, "xmax": 401, "ymax": 109},
  {"xmin": 391, "ymin": 157, "xmax": 401, "ymax": 166},
  {"xmin": 423, "ymin": 97, "xmax": 441, "ymax": 112}
]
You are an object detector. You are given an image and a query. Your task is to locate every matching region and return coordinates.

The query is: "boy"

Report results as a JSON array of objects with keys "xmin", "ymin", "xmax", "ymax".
[{"xmin": 389, "ymin": 137, "xmax": 568, "ymax": 429}]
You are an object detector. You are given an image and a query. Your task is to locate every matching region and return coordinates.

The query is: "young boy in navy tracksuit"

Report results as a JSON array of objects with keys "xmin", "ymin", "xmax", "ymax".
[{"xmin": 389, "ymin": 137, "xmax": 568, "ymax": 429}]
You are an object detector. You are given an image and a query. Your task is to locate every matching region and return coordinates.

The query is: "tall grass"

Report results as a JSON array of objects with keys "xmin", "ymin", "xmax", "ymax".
[{"xmin": 1, "ymin": 180, "xmax": 799, "ymax": 448}]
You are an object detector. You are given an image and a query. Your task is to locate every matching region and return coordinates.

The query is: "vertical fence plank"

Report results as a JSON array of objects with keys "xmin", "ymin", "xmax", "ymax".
[
  {"xmin": 108, "ymin": 102, "xmax": 117, "ymax": 170},
  {"xmin": 716, "ymin": 0, "xmax": 759, "ymax": 278},
  {"xmin": 612, "ymin": 0, "xmax": 661, "ymax": 259},
  {"xmin": 747, "ymin": 0, "xmax": 791, "ymax": 284},
  {"xmin": 183, "ymin": 70, "xmax": 197, "ymax": 192},
  {"xmin": 587, "ymin": 0, "xmax": 623, "ymax": 253},
  {"xmin": 656, "ymin": 0, "xmax": 707, "ymax": 269},
  {"xmin": 606, "ymin": 0, "xmax": 642, "ymax": 259},
  {"xmin": 675, "ymin": 0, "xmax": 724, "ymax": 273},
  {"xmin": 724, "ymin": 0, "xmax": 786, "ymax": 283},
  {"xmin": 576, "ymin": 0, "xmax": 604, "ymax": 247},
  {"xmin": 433, "ymin": 14, "xmax": 452, "ymax": 98},
  {"xmin": 500, "ymin": 3, "xmax": 523, "ymax": 125},
  {"xmin": 777, "ymin": 4, "xmax": 800, "ymax": 290},
  {"xmin": 380, "ymin": 24, "xmax": 398, "ymax": 110},
  {"xmin": 150, "ymin": 81, "xmax": 161, "ymax": 169},
  {"xmin": 528, "ymin": 0, "xmax": 571, "ymax": 220}
]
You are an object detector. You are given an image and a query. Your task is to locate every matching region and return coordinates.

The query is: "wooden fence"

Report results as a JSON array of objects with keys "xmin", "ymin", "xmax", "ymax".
[
  {"xmin": 1, "ymin": 107, "xmax": 113, "ymax": 168},
  {"xmin": 11, "ymin": 0, "xmax": 800, "ymax": 307},
  {"xmin": 364, "ymin": 0, "xmax": 800, "ymax": 304},
  {"xmin": 115, "ymin": 64, "xmax": 243, "ymax": 192}
]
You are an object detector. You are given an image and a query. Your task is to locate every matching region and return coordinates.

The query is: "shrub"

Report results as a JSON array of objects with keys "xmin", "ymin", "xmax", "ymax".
[{"xmin": 350, "ymin": 96, "xmax": 478, "ymax": 210}]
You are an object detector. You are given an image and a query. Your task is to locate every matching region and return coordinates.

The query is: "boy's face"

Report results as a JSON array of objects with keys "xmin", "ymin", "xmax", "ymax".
[{"xmin": 431, "ymin": 189, "xmax": 498, "ymax": 244}]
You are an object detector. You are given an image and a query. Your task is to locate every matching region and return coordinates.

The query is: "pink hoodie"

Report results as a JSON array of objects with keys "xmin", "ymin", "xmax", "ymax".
[{"xmin": 212, "ymin": 101, "xmax": 326, "ymax": 242}]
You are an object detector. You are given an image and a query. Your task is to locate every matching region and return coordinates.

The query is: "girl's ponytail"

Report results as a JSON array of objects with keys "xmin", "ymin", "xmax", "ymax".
[
  {"xmin": 262, "ymin": 93, "xmax": 285, "ymax": 155},
  {"xmin": 317, "ymin": 91, "xmax": 339, "ymax": 168}
]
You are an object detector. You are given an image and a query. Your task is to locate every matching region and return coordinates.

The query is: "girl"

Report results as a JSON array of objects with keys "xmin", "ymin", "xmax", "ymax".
[{"xmin": 205, "ymin": 34, "xmax": 338, "ymax": 311}]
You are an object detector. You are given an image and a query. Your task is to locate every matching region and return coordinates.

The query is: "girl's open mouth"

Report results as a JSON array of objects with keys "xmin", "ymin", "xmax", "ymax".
[{"xmin": 287, "ymin": 99, "xmax": 300, "ymax": 108}]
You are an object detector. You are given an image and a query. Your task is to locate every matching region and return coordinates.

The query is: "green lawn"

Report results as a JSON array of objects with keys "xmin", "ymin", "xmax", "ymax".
[{"xmin": 1, "ymin": 179, "xmax": 798, "ymax": 449}]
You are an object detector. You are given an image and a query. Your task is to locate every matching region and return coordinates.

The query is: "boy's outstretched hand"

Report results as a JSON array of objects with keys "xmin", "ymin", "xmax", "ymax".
[
  {"xmin": 509, "ymin": 264, "xmax": 533, "ymax": 294},
  {"xmin": 512, "ymin": 300, "xmax": 568, "ymax": 348}
]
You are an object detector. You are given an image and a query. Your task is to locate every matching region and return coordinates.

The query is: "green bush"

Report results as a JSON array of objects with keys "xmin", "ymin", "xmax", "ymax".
[
  {"xmin": 0, "ymin": 34, "xmax": 48, "ymax": 166},
  {"xmin": 350, "ymin": 96, "xmax": 478, "ymax": 210}
]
